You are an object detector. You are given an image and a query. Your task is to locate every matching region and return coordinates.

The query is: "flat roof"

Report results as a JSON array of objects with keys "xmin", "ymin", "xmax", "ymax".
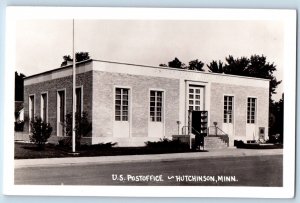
[
  {"xmin": 24, "ymin": 59, "xmax": 93, "ymax": 80},
  {"xmin": 24, "ymin": 59, "xmax": 270, "ymax": 82},
  {"xmin": 93, "ymin": 59, "xmax": 270, "ymax": 82}
]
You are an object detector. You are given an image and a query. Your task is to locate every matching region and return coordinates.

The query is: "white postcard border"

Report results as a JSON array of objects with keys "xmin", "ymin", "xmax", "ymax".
[{"xmin": 3, "ymin": 7, "xmax": 296, "ymax": 198}]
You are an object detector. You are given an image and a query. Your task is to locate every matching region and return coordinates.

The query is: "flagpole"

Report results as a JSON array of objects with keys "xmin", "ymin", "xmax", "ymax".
[{"xmin": 72, "ymin": 19, "xmax": 76, "ymax": 153}]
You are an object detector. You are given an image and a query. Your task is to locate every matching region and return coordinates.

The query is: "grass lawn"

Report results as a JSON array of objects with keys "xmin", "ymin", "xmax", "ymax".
[
  {"xmin": 15, "ymin": 142, "xmax": 198, "ymax": 159},
  {"xmin": 236, "ymin": 143, "xmax": 283, "ymax": 149}
]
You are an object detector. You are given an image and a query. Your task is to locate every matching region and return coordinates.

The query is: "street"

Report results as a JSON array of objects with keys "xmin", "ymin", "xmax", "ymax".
[{"xmin": 15, "ymin": 155, "xmax": 282, "ymax": 186}]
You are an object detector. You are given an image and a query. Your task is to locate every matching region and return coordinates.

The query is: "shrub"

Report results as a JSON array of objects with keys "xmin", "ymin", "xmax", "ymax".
[
  {"xmin": 94, "ymin": 142, "xmax": 117, "ymax": 149},
  {"xmin": 65, "ymin": 111, "xmax": 92, "ymax": 147},
  {"xmin": 57, "ymin": 136, "xmax": 72, "ymax": 148},
  {"xmin": 234, "ymin": 140, "xmax": 245, "ymax": 148},
  {"xmin": 80, "ymin": 142, "xmax": 117, "ymax": 150},
  {"xmin": 29, "ymin": 117, "xmax": 53, "ymax": 148},
  {"xmin": 14, "ymin": 120, "xmax": 24, "ymax": 131},
  {"xmin": 268, "ymin": 134, "xmax": 281, "ymax": 144},
  {"xmin": 145, "ymin": 138, "xmax": 189, "ymax": 149}
]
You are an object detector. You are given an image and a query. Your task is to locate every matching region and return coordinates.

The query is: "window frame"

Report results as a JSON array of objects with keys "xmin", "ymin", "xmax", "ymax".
[
  {"xmin": 114, "ymin": 86, "xmax": 131, "ymax": 122},
  {"xmin": 223, "ymin": 95, "xmax": 234, "ymax": 124},
  {"xmin": 188, "ymin": 85, "xmax": 204, "ymax": 111},
  {"xmin": 40, "ymin": 92, "xmax": 48, "ymax": 122},
  {"xmin": 29, "ymin": 94, "xmax": 35, "ymax": 122},
  {"xmin": 247, "ymin": 97, "xmax": 257, "ymax": 124},
  {"xmin": 28, "ymin": 94, "xmax": 36, "ymax": 132},
  {"xmin": 75, "ymin": 86, "xmax": 83, "ymax": 116},
  {"xmin": 56, "ymin": 88, "xmax": 67, "ymax": 137},
  {"xmin": 149, "ymin": 89, "xmax": 165, "ymax": 122}
]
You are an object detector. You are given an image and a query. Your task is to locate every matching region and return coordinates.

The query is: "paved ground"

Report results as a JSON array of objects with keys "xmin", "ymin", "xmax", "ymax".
[
  {"xmin": 15, "ymin": 155, "xmax": 282, "ymax": 186},
  {"xmin": 15, "ymin": 148, "xmax": 283, "ymax": 168},
  {"xmin": 14, "ymin": 148, "xmax": 283, "ymax": 186}
]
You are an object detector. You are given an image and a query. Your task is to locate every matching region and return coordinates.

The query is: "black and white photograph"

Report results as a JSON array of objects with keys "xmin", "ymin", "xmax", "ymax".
[{"xmin": 3, "ymin": 7, "xmax": 296, "ymax": 198}]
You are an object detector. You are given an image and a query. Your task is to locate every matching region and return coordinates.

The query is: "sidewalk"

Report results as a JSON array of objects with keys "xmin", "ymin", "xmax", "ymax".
[{"xmin": 15, "ymin": 148, "xmax": 283, "ymax": 169}]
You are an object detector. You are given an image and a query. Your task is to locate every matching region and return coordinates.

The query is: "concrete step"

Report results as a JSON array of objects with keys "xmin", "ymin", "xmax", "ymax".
[
  {"xmin": 205, "ymin": 146, "xmax": 226, "ymax": 149},
  {"xmin": 205, "ymin": 140, "xmax": 225, "ymax": 143},
  {"xmin": 205, "ymin": 140, "xmax": 227, "ymax": 144},
  {"xmin": 204, "ymin": 136, "xmax": 228, "ymax": 149}
]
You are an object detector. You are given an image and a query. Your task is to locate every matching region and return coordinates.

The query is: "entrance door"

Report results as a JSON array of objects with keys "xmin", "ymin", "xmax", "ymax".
[
  {"xmin": 191, "ymin": 111, "xmax": 202, "ymax": 135},
  {"xmin": 187, "ymin": 85, "xmax": 205, "ymax": 135},
  {"xmin": 223, "ymin": 96, "xmax": 234, "ymax": 137},
  {"xmin": 57, "ymin": 90, "xmax": 65, "ymax": 136}
]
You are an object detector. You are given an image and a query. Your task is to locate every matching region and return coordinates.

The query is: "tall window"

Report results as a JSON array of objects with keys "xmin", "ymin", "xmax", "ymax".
[
  {"xmin": 150, "ymin": 91, "xmax": 163, "ymax": 122},
  {"xmin": 58, "ymin": 90, "xmax": 65, "ymax": 124},
  {"xmin": 188, "ymin": 86, "xmax": 201, "ymax": 111},
  {"xmin": 224, "ymin": 96, "xmax": 233, "ymax": 123},
  {"xmin": 41, "ymin": 93, "xmax": 48, "ymax": 122},
  {"xmin": 76, "ymin": 87, "xmax": 82, "ymax": 115},
  {"xmin": 29, "ymin": 95, "xmax": 35, "ymax": 121},
  {"xmin": 57, "ymin": 90, "xmax": 66, "ymax": 136},
  {"xmin": 247, "ymin": 97, "xmax": 256, "ymax": 123},
  {"xmin": 115, "ymin": 88, "xmax": 129, "ymax": 121}
]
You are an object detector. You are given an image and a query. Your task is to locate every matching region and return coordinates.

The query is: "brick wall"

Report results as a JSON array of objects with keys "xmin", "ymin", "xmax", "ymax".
[
  {"xmin": 210, "ymin": 82, "xmax": 269, "ymax": 141},
  {"xmin": 92, "ymin": 71, "xmax": 180, "ymax": 140},
  {"xmin": 24, "ymin": 71, "xmax": 93, "ymax": 143},
  {"xmin": 23, "ymin": 62, "xmax": 269, "ymax": 146}
]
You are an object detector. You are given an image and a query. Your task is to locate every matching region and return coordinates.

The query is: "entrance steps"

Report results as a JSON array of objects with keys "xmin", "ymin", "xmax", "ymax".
[
  {"xmin": 204, "ymin": 136, "xmax": 228, "ymax": 149},
  {"xmin": 172, "ymin": 134, "xmax": 229, "ymax": 150}
]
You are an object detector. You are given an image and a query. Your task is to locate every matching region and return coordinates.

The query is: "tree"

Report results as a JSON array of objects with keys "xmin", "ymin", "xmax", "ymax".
[
  {"xmin": 75, "ymin": 52, "xmax": 90, "ymax": 62},
  {"xmin": 159, "ymin": 63, "xmax": 168, "ymax": 67},
  {"xmin": 269, "ymin": 94, "xmax": 284, "ymax": 143},
  {"xmin": 247, "ymin": 55, "xmax": 281, "ymax": 97},
  {"xmin": 160, "ymin": 58, "xmax": 204, "ymax": 71},
  {"xmin": 61, "ymin": 52, "xmax": 90, "ymax": 67},
  {"xmin": 168, "ymin": 57, "xmax": 186, "ymax": 69},
  {"xmin": 60, "ymin": 55, "xmax": 72, "ymax": 67},
  {"xmin": 207, "ymin": 60, "xmax": 224, "ymax": 73},
  {"xmin": 207, "ymin": 55, "xmax": 281, "ymax": 101},
  {"xmin": 223, "ymin": 55, "xmax": 250, "ymax": 76},
  {"xmin": 188, "ymin": 59, "xmax": 204, "ymax": 71},
  {"xmin": 15, "ymin": 71, "xmax": 26, "ymax": 101}
]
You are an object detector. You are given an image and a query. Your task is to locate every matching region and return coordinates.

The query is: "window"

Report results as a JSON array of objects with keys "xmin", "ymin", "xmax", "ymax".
[
  {"xmin": 58, "ymin": 90, "xmax": 65, "ymax": 123},
  {"xmin": 76, "ymin": 87, "xmax": 82, "ymax": 114},
  {"xmin": 29, "ymin": 95, "xmax": 35, "ymax": 121},
  {"xmin": 247, "ymin": 97, "xmax": 256, "ymax": 123},
  {"xmin": 57, "ymin": 90, "xmax": 66, "ymax": 136},
  {"xmin": 41, "ymin": 93, "xmax": 48, "ymax": 122},
  {"xmin": 115, "ymin": 88, "xmax": 129, "ymax": 121},
  {"xmin": 188, "ymin": 86, "xmax": 202, "ymax": 111},
  {"xmin": 224, "ymin": 96, "xmax": 233, "ymax": 123},
  {"xmin": 150, "ymin": 90, "xmax": 163, "ymax": 122}
]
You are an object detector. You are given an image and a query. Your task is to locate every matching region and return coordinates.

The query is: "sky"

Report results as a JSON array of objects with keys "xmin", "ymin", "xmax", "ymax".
[{"xmin": 16, "ymin": 19, "xmax": 284, "ymax": 101}]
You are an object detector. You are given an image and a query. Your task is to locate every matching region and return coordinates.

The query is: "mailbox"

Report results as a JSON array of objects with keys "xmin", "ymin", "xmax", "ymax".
[{"xmin": 259, "ymin": 127, "xmax": 265, "ymax": 140}]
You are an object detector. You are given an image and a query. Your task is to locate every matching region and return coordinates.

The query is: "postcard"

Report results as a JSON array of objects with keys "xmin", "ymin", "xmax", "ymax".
[{"xmin": 3, "ymin": 7, "xmax": 296, "ymax": 198}]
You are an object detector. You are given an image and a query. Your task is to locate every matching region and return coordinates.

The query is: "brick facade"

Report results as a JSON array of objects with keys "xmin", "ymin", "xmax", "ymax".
[
  {"xmin": 24, "ymin": 71, "xmax": 93, "ymax": 143},
  {"xmin": 92, "ymin": 71, "xmax": 180, "ymax": 145},
  {"xmin": 210, "ymin": 82, "xmax": 269, "ymax": 142},
  {"xmin": 23, "ymin": 60, "xmax": 270, "ymax": 146}
]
